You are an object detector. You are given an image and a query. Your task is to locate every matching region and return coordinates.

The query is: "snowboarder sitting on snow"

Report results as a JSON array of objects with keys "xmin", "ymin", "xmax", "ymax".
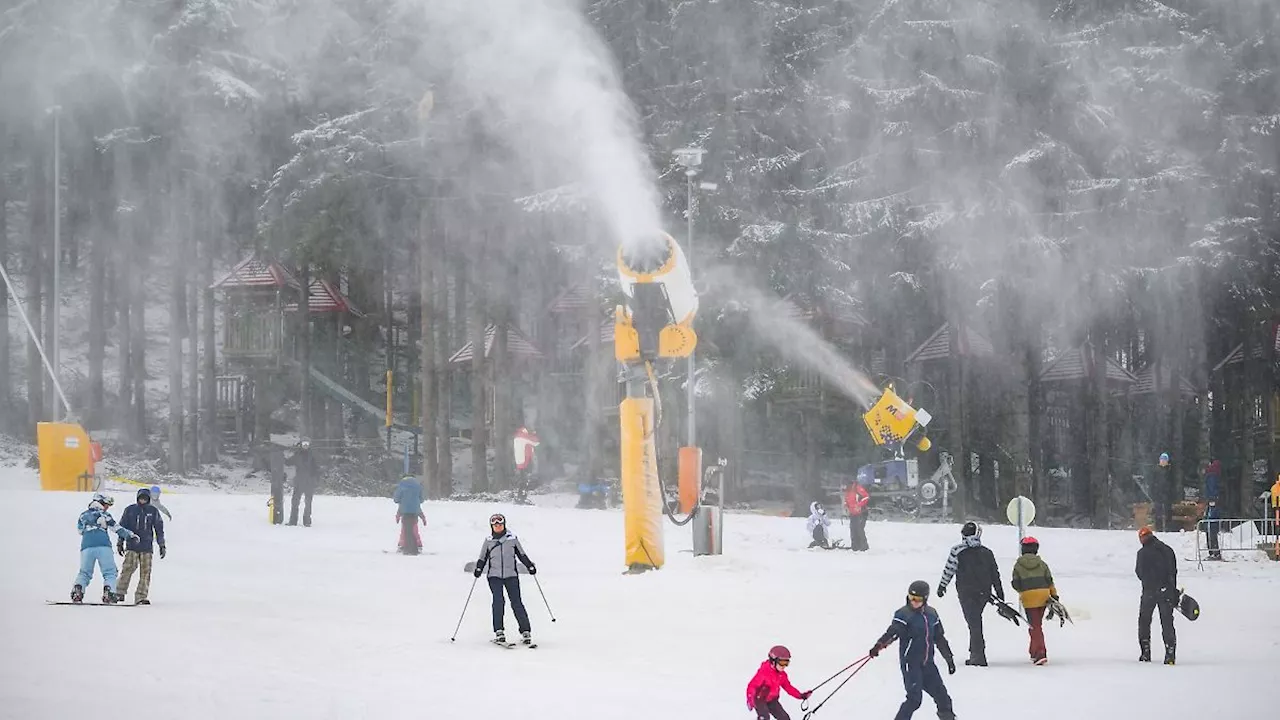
[
  {"xmin": 806, "ymin": 502, "xmax": 832, "ymax": 549},
  {"xmin": 393, "ymin": 475, "xmax": 426, "ymax": 555},
  {"xmin": 1135, "ymin": 526, "xmax": 1178, "ymax": 664},
  {"xmin": 72, "ymin": 493, "xmax": 137, "ymax": 604},
  {"xmin": 936, "ymin": 521, "xmax": 1003, "ymax": 667},
  {"xmin": 745, "ymin": 645, "xmax": 811, "ymax": 720},
  {"xmin": 869, "ymin": 580, "xmax": 956, "ymax": 720},
  {"xmin": 474, "ymin": 513, "xmax": 537, "ymax": 646},
  {"xmin": 115, "ymin": 487, "xmax": 166, "ymax": 605},
  {"xmin": 1011, "ymin": 536, "xmax": 1058, "ymax": 665}
]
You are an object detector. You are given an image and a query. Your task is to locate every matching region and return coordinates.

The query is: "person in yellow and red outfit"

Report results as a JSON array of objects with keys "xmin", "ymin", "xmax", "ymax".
[{"xmin": 1011, "ymin": 536, "xmax": 1058, "ymax": 665}]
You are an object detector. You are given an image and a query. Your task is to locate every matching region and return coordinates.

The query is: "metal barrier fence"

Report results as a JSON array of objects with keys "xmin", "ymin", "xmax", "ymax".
[{"xmin": 1195, "ymin": 517, "xmax": 1280, "ymax": 569}]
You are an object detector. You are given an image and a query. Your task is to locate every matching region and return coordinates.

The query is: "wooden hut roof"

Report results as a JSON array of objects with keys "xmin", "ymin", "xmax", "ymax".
[
  {"xmin": 1211, "ymin": 342, "xmax": 1267, "ymax": 374},
  {"xmin": 570, "ymin": 319, "xmax": 615, "ymax": 351},
  {"xmin": 904, "ymin": 322, "xmax": 996, "ymax": 365},
  {"xmin": 448, "ymin": 324, "xmax": 545, "ymax": 365},
  {"xmin": 1039, "ymin": 344, "xmax": 1138, "ymax": 384},
  {"xmin": 284, "ymin": 278, "xmax": 365, "ymax": 317},
  {"xmin": 211, "ymin": 256, "xmax": 300, "ymax": 291},
  {"xmin": 780, "ymin": 292, "xmax": 869, "ymax": 329},
  {"xmin": 1126, "ymin": 363, "xmax": 1197, "ymax": 397},
  {"xmin": 547, "ymin": 284, "xmax": 593, "ymax": 315}
]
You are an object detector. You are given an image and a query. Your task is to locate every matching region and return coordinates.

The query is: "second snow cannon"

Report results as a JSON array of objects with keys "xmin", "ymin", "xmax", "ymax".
[
  {"xmin": 613, "ymin": 232, "xmax": 699, "ymax": 573},
  {"xmin": 861, "ymin": 385, "xmax": 933, "ymax": 454}
]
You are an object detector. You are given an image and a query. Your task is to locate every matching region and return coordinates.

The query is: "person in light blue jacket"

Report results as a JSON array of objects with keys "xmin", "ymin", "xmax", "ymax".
[
  {"xmin": 72, "ymin": 493, "xmax": 137, "ymax": 604},
  {"xmin": 393, "ymin": 476, "xmax": 425, "ymax": 555}
]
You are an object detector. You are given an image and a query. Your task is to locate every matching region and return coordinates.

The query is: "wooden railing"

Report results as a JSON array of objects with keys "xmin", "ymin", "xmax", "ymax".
[{"xmin": 224, "ymin": 311, "xmax": 283, "ymax": 360}]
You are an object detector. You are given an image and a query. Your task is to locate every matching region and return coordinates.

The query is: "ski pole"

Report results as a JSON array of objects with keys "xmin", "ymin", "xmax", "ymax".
[
  {"xmin": 807, "ymin": 654, "xmax": 870, "ymax": 693},
  {"xmin": 450, "ymin": 574, "xmax": 481, "ymax": 642},
  {"xmin": 800, "ymin": 655, "xmax": 872, "ymax": 719},
  {"xmin": 532, "ymin": 574, "xmax": 557, "ymax": 622}
]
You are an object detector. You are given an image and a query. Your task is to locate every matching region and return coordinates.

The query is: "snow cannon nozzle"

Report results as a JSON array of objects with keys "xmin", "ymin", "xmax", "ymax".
[{"xmin": 618, "ymin": 236, "xmax": 672, "ymax": 276}]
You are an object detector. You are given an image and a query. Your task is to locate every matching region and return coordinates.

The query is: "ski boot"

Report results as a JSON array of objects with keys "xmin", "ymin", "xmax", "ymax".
[
  {"xmin": 494, "ymin": 630, "xmax": 507, "ymax": 645},
  {"xmin": 938, "ymin": 711, "xmax": 957, "ymax": 720},
  {"xmin": 136, "ymin": 599, "xmax": 150, "ymax": 606},
  {"xmin": 521, "ymin": 631, "xmax": 534, "ymax": 646},
  {"xmin": 1138, "ymin": 640, "xmax": 1151, "ymax": 662},
  {"xmin": 70, "ymin": 584, "xmax": 84, "ymax": 603},
  {"xmin": 1163, "ymin": 645, "xmax": 1176, "ymax": 666},
  {"xmin": 102, "ymin": 586, "xmax": 118, "ymax": 604}
]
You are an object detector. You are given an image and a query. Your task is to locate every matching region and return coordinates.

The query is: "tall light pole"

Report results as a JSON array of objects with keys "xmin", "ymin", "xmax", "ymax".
[
  {"xmin": 672, "ymin": 147, "xmax": 706, "ymax": 448},
  {"xmin": 49, "ymin": 105, "xmax": 62, "ymax": 421}
]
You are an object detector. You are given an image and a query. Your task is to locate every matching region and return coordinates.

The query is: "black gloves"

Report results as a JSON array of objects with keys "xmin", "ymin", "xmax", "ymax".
[
  {"xmin": 945, "ymin": 656, "xmax": 956, "ymax": 675},
  {"xmin": 527, "ymin": 564, "xmax": 537, "ymax": 575},
  {"xmin": 473, "ymin": 567, "xmax": 483, "ymax": 578},
  {"xmin": 800, "ymin": 691, "xmax": 812, "ymax": 700},
  {"xmin": 869, "ymin": 642, "xmax": 884, "ymax": 658},
  {"xmin": 116, "ymin": 541, "xmax": 125, "ymax": 557},
  {"xmin": 937, "ymin": 586, "xmax": 946, "ymax": 598},
  {"xmin": 158, "ymin": 545, "xmax": 166, "ymax": 559}
]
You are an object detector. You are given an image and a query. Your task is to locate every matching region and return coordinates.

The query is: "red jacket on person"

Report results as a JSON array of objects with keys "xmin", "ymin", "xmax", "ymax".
[
  {"xmin": 845, "ymin": 483, "xmax": 870, "ymax": 516},
  {"xmin": 745, "ymin": 661, "xmax": 804, "ymax": 709}
]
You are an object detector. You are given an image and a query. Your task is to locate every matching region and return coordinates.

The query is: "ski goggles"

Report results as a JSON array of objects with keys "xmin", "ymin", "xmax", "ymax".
[
  {"xmin": 907, "ymin": 593, "xmax": 926, "ymax": 604},
  {"xmin": 773, "ymin": 658, "xmax": 790, "ymax": 667},
  {"xmin": 489, "ymin": 514, "xmax": 506, "ymax": 526}
]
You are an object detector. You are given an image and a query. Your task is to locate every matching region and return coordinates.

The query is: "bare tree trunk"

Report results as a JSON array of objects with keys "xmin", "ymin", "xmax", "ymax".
[
  {"xmin": 201, "ymin": 220, "xmax": 218, "ymax": 462},
  {"xmin": 1087, "ymin": 332, "xmax": 1111, "ymax": 528},
  {"xmin": 187, "ymin": 218, "xmax": 200, "ymax": 466},
  {"xmin": 1238, "ymin": 326, "xmax": 1257, "ymax": 516},
  {"xmin": 470, "ymin": 245, "xmax": 489, "ymax": 494},
  {"xmin": 492, "ymin": 262, "xmax": 512, "ymax": 492},
  {"xmin": 947, "ymin": 315, "xmax": 968, "ymax": 520},
  {"xmin": 87, "ymin": 141, "xmax": 109, "ymax": 424},
  {"xmin": 0, "ymin": 154, "xmax": 11, "ymax": 429},
  {"xmin": 26, "ymin": 137, "xmax": 47, "ymax": 434},
  {"xmin": 584, "ymin": 280, "xmax": 603, "ymax": 485},
  {"xmin": 297, "ymin": 263, "xmax": 311, "ymax": 439},
  {"xmin": 167, "ymin": 177, "xmax": 185, "ymax": 472},
  {"xmin": 418, "ymin": 204, "xmax": 438, "ymax": 496},
  {"xmin": 436, "ymin": 247, "xmax": 453, "ymax": 495},
  {"xmin": 130, "ymin": 228, "xmax": 146, "ymax": 442}
]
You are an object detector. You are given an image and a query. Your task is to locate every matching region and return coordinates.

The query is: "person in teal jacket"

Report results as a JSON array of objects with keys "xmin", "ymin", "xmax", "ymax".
[
  {"xmin": 393, "ymin": 476, "xmax": 425, "ymax": 554},
  {"xmin": 72, "ymin": 493, "xmax": 137, "ymax": 604}
]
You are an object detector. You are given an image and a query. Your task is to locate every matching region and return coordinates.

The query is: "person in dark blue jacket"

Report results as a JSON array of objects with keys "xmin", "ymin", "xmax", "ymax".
[
  {"xmin": 869, "ymin": 580, "xmax": 957, "ymax": 720},
  {"xmin": 115, "ymin": 487, "xmax": 166, "ymax": 604}
]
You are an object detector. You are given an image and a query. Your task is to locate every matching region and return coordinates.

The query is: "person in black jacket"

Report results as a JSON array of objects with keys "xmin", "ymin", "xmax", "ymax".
[
  {"xmin": 936, "ymin": 521, "xmax": 1003, "ymax": 666},
  {"xmin": 869, "ymin": 580, "xmax": 957, "ymax": 720},
  {"xmin": 287, "ymin": 439, "xmax": 320, "ymax": 527},
  {"xmin": 115, "ymin": 487, "xmax": 166, "ymax": 605},
  {"xmin": 1136, "ymin": 526, "xmax": 1178, "ymax": 664}
]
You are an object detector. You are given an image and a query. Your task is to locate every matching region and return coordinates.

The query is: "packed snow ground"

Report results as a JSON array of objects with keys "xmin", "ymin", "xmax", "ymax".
[{"xmin": 1, "ymin": 471, "xmax": 1276, "ymax": 719}]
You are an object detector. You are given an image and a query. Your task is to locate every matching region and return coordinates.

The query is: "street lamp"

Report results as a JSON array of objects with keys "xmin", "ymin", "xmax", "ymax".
[{"xmin": 672, "ymin": 147, "xmax": 706, "ymax": 448}]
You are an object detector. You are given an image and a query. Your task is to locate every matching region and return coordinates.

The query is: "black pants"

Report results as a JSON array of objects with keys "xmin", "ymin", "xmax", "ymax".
[
  {"xmin": 489, "ymin": 576, "xmax": 531, "ymax": 634},
  {"xmin": 958, "ymin": 593, "xmax": 988, "ymax": 662},
  {"xmin": 849, "ymin": 513, "xmax": 869, "ymax": 551},
  {"xmin": 270, "ymin": 480, "xmax": 284, "ymax": 525},
  {"xmin": 809, "ymin": 525, "xmax": 829, "ymax": 548},
  {"xmin": 1205, "ymin": 520, "xmax": 1221, "ymax": 558},
  {"xmin": 289, "ymin": 484, "xmax": 314, "ymax": 526},
  {"xmin": 753, "ymin": 698, "xmax": 790, "ymax": 720},
  {"xmin": 894, "ymin": 662, "xmax": 953, "ymax": 720},
  {"xmin": 1138, "ymin": 592, "xmax": 1176, "ymax": 651}
]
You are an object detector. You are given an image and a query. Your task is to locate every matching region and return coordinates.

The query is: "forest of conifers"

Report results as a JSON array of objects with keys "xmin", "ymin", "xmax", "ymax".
[{"xmin": 1, "ymin": 1, "xmax": 1277, "ymax": 527}]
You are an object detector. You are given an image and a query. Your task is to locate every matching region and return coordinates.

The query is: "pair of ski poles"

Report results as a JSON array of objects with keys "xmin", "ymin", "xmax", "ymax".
[
  {"xmin": 449, "ymin": 571, "xmax": 557, "ymax": 642},
  {"xmin": 799, "ymin": 654, "xmax": 873, "ymax": 720}
]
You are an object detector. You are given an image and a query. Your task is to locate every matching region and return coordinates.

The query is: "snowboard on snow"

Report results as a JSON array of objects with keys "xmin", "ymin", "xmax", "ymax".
[{"xmin": 464, "ymin": 560, "xmax": 530, "ymax": 575}]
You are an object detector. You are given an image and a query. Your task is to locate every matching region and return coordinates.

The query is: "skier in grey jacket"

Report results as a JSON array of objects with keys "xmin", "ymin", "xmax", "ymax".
[{"xmin": 474, "ymin": 513, "xmax": 537, "ymax": 645}]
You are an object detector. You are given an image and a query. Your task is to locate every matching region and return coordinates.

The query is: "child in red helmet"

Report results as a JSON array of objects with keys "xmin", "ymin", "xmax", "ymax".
[
  {"xmin": 745, "ymin": 645, "xmax": 811, "ymax": 719},
  {"xmin": 1011, "ymin": 536, "xmax": 1058, "ymax": 665}
]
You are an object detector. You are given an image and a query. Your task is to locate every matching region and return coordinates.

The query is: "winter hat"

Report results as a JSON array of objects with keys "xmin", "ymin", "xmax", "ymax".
[
  {"xmin": 136, "ymin": 487, "xmax": 151, "ymax": 502},
  {"xmin": 1138, "ymin": 526, "xmax": 1154, "ymax": 543},
  {"xmin": 961, "ymin": 521, "xmax": 980, "ymax": 538},
  {"xmin": 810, "ymin": 501, "xmax": 825, "ymax": 516}
]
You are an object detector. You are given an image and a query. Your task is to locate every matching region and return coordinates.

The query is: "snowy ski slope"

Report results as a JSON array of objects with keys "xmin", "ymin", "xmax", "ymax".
[{"xmin": 1, "ymin": 472, "xmax": 1276, "ymax": 719}]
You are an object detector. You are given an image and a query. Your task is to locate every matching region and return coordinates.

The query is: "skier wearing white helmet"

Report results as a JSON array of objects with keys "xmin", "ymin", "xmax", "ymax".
[{"xmin": 71, "ymin": 493, "xmax": 137, "ymax": 604}]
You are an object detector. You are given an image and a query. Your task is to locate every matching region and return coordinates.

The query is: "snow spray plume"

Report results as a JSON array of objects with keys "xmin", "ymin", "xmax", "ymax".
[
  {"xmin": 702, "ymin": 266, "xmax": 881, "ymax": 411},
  {"xmin": 411, "ymin": 0, "xmax": 665, "ymax": 258}
]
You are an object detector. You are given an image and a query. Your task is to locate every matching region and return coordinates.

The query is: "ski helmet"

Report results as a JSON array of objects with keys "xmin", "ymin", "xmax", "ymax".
[
  {"xmin": 489, "ymin": 513, "xmax": 506, "ymax": 526},
  {"xmin": 150, "ymin": 485, "xmax": 162, "ymax": 497},
  {"xmin": 768, "ymin": 645, "xmax": 791, "ymax": 662},
  {"xmin": 961, "ymin": 521, "xmax": 980, "ymax": 538},
  {"xmin": 907, "ymin": 580, "xmax": 930, "ymax": 602},
  {"xmin": 1020, "ymin": 536, "xmax": 1040, "ymax": 554}
]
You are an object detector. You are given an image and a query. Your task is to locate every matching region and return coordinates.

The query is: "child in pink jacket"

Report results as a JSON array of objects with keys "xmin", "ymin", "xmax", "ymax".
[{"xmin": 745, "ymin": 645, "xmax": 811, "ymax": 719}]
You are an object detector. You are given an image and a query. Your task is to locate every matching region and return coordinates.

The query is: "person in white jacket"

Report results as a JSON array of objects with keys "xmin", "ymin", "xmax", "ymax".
[{"xmin": 806, "ymin": 501, "xmax": 832, "ymax": 549}]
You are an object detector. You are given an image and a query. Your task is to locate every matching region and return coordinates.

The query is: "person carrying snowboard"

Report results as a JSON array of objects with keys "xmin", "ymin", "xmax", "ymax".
[
  {"xmin": 745, "ymin": 645, "xmax": 811, "ymax": 720},
  {"xmin": 115, "ymin": 487, "xmax": 166, "ymax": 604},
  {"xmin": 936, "ymin": 521, "xmax": 1003, "ymax": 666},
  {"xmin": 473, "ymin": 513, "xmax": 537, "ymax": 646},
  {"xmin": 393, "ymin": 474, "xmax": 426, "ymax": 555},
  {"xmin": 843, "ymin": 480, "xmax": 870, "ymax": 551},
  {"xmin": 869, "ymin": 580, "xmax": 957, "ymax": 720},
  {"xmin": 1011, "ymin": 536, "xmax": 1058, "ymax": 665},
  {"xmin": 806, "ymin": 502, "xmax": 832, "ymax": 549},
  {"xmin": 71, "ymin": 493, "xmax": 137, "ymax": 604},
  {"xmin": 1135, "ymin": 526, "xmax": 1178, "ymax": 664}
]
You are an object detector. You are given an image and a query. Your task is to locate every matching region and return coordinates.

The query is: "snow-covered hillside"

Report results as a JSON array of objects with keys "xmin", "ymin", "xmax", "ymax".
[{"xmin": 1, "ymin": 476, "xmax": 1276, "ymax": 719}]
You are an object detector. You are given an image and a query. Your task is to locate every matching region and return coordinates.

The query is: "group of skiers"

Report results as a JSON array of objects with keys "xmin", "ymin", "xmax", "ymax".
[
  {"xmin": 804, "ymin": 480, "xmax": 871, "ymax": 551},
  {"xmin": 752, "ymin": 520, "xmax": 1186, "ymax": 720},
  {"xmin": 70, "ymin": 486, "xmax": 168, "ymax": 605}
]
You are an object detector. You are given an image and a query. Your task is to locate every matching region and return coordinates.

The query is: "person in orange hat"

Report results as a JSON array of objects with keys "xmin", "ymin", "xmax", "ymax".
[{"xmin": 1136, "ymin": 526, "xmax": 1178, "ymax": 664}]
